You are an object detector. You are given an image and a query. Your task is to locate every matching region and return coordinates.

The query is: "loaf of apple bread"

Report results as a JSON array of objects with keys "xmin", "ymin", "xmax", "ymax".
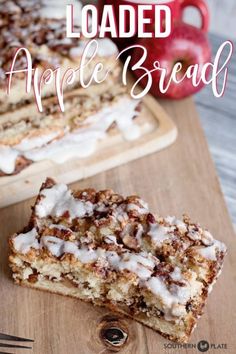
[
  {"xmin": 9, "ymin": 178, "xmax": 226, "ymax": 343},
  {"xmin": 0, "ymin": 83, "xmax": 141, "ymax": 176}
]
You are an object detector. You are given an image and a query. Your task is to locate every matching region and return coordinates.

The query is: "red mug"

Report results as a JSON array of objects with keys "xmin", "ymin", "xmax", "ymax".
[{"xmin": 97, "ymin": 0, "xmax": 209, "ymax": 45}]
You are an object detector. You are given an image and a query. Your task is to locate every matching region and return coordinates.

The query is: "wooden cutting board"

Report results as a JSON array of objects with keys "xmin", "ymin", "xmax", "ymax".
[
  {"xmin": 0, "ymin": 98, "xmax": 236, "ymax": 354},
  {"xmin": 0, "ymin": 93, "xmax": 177, "ymax": 208}
]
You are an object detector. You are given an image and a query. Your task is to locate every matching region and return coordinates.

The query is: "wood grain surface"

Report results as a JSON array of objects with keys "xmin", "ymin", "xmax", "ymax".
[
  {"xmin": 0, "ymin": 94, "xmax": 177, "ymax": 208},
  {"xmin": 0, "ymin": 98, "xmax": 235, "ymax": 354}
]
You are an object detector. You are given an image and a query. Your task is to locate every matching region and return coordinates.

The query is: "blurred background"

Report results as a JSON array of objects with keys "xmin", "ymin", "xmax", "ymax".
[
  {"xmin": 186, "ymin": 0, "xmax": 236, "ymax": 37},
  {"xmin": 84, "ymin": 0, "xmax": 236, "ymax": 225}
]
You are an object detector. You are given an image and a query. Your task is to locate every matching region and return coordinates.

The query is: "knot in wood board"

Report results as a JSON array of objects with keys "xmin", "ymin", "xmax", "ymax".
[{"xmin": 99, "ymin": 315, "xmax": 128, "ymax": 350}]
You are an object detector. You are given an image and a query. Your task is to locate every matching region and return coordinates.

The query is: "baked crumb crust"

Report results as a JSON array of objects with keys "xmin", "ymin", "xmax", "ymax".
[{"xmin": 9, "ymin": 178, "xmax": 227, "ymax": 343}]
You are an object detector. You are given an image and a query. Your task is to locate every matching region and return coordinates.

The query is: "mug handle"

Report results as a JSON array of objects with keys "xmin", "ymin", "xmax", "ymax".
[{"xmin": 180, "ymin": 0, "xmax": 210, "ymax": 32}]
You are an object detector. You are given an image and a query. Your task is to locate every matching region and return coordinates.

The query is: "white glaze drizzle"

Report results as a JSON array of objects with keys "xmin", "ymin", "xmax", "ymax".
[
  {"xmin": 148, "ymin": 223, "xmax": 171, "ymax": 245},
  {"xmin": 35, "ymin": 183, "xmax": 150, "ymax": 226},
  {"xmin": 165, "ymin": 216, "xmax": 187, "ymax": 233},
  {"xmin": 0, "ymin": 98, "xmax": 140, "ymax": 174},
  {"xmin": 146, "ymin": 277, "xmax": 187, "ymax": 307},
  {"xmin": 0, "ymin": 146, "xmax": 19, "ymax": 175},
  {"xmin": 13, "ymin": 228, "xmax": 40, "ymax": 254},
  {"xmin": 146, "ymin": 277, "xmax": 187, "ymax": 320},
  {"xmin": 13, "ymin": 226, "xmax": 202, "ymax": 318},
  {"xmin": 12, "ymin": 219, "xmax": 226, "ymax": 320},
  {"xmin": 13, "ymin": 230, "xmax": 155, "ymax": 281},
  {"xmin": 170, "ymin": 267, "xmax": 183, "ymax": 281},
  {"xmin": 197, "ymin": 240, "xmax": 227, "ymax": 261},
  {"xmin": 127, "ymin": 202, "xmax": 149, "ymax": 215},
  {"xmin": 35, "ymin": 183, "xmax": 94, "ymax": 219},
  {"xmin": 201, "ymin": 230, "xmax": 214, "ymax": 246},
  {"xmin": 145, "ymin": 274, "xmax": 202, "ymax": 320},
  {"xmin": 15, "ymin": 131, "xmax": 62, "ymax": 152},
  {"xmin": 107, "ymin": 251, "xmax": 154, "ymax": 280}
]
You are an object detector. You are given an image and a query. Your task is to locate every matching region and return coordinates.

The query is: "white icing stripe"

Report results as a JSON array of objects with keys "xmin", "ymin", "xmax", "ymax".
[
  {"xmin": 12, "ymin": 227, "xmax": 201, "ymax": 319},
  {"xmin": 12, "ymin": 225, "xmax": 224, "ymax": 320},
  {"xmin": 13, "ymin": 230, "xmax": 155, "ymax": 280},
  {"xmin": 0, "ymin": 98, "xmax": 140, "ymax": 174},
  {"xmin": 36, "ymin": 183, "xmax": 94, "ymax": 219},
  {"xmin": 197, "ymin": 240, "xmax": 227, "ymax": 261},
  {"xmin": 171, "ymin": 267, "xmax": 182, "ymax": 281},
  {"xmin": 13, "ymin": 228, "xmax": 40, "ymax": 254},
  {"xmin": 198, "ymin": 246, "xmax": 217, "ymax": 261},
  {"xmin": 146, "ymin": 276, "xmax": 192, "ymax": 320},
  {"xmin": 108, "ymin": 252, "xmax": 154, "ymax": 280},
  {"xmin": 201, "ymin": 230, "xmax": 214, "ymax": 246},
  {"xmin": 148, "ymin": 224, "xmax": 170, "ymax": 245},
  {"xmin": 35, "ymin": 183, "xmax": 149, "ymax": 222},
  {"xmin": 15, "ymin": 131, "xmax": 63, "ymax": 152},
  {"xmin": 25, "ymin": 130, "xmax": 101, "ymax": 163},
  {"xmin": 0, "ymin": 146, "xmax": 19, "ymax": 174},
  {"xmin": 127, "ymin": 203, "xmax": 148, "ymax": 215},
  {"xmin": 165, "ymin": 216, "xmax": 187, "ymax": 233}
]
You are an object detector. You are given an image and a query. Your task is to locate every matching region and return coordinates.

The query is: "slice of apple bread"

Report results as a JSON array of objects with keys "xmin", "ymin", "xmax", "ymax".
[{"xmin": 9, "ymin": 178, "xmax": 226, "ymax": 343}]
